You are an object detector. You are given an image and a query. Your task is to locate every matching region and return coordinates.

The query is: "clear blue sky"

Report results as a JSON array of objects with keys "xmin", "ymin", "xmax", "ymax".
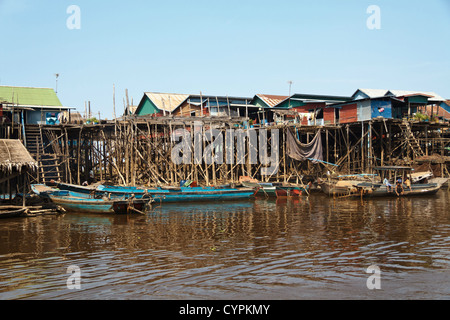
[{"xmin": 1, "ymin": 0, "xmax": 449, "ymax": 118}]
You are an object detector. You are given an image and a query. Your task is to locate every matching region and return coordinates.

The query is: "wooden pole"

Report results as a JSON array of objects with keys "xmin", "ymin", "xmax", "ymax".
[
  {"xmin": 200, "ymin": 92, "xmax": 203, "ymax": 117},
  {"xmin": 77, "ymin": 127, "xmax": 82, "ymax": 185}
]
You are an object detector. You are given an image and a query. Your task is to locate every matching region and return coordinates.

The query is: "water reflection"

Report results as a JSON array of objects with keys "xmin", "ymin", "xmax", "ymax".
[{"xmin": 0, "ymin": 191, "xmax": 449, "ymax": 299}]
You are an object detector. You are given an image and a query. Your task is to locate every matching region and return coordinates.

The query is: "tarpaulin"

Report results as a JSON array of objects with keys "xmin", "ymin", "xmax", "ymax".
[{"xmin": 285, "ymin": 129, "xmax": 323, "ymax": 163}]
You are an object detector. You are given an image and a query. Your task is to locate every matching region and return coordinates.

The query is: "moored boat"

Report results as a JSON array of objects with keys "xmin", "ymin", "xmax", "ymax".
[
  {"xmin": 239, "ymin": 176, "xmax": 277, "ymax": 197},
  {"xmin": 275, "ymin": 183, "xmax": 309, "ymax": 197},
  {"xmin": 0, "ymin": 206, "xmax": 27, "ymax": 219},
  {"xmin": 319, "ymin": 166, "xmax": 441, "ymax": 198},
  {"xmin": 353, "ymin": 181, "xmax": 440, "ymax": 197},
  {"xmin": 56, "ymin": 182, "xmax": 256, "ymax": 203},
  {"xmin": 428, "ymin": 177, "xmax": 449, "ymax": 188},
  {"xmin": 318, "ymin": 179, "xmax": 364, "ymax": 196},
  {"xmin": 46, "ymin": 190, "xmax": 152, "ymax": 214}
]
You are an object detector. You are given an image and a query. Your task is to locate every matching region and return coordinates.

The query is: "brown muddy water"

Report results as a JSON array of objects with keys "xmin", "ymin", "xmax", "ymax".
[{"xmin": 0, "ymin": 190, "xmax": 449, "ymax": 300}]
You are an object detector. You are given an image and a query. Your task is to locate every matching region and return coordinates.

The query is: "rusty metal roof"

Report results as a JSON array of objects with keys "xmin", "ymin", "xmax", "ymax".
[{"xmin": 256, "ymin": 94, "xmax": 289, "ymax": 108}]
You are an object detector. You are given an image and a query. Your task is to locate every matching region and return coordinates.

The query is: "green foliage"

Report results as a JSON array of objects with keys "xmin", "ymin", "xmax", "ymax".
[
  {"xmin": 86, "ymin": 117, "xmax": 99, "ymax": 124},
  {"xmin": 413, "ymin": 112, "xmax": 429, "ymax": 121}
]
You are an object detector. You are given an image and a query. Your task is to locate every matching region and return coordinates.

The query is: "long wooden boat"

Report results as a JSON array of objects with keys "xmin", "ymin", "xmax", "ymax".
[
  {"xmin": 351, "ymin": 182, "xmax": 441, "ymax": 198},
  {"xmin": 318, "ymin": 179, "xmax": 365, "ymax": 196},
  {"xmin": 428, "ymin": 177, "xmax": 449, "ymax": 188},
  {"xmin": 240, "ymin": 181, "xmax": 277, "ymax": 197},
  {"xmin": 46, "ymin": 190, "xmax": 152, "ymax": 214},
  {"xmin": 319, "ymin": 166, "xmax": 444, "ymax": 198},
  {"xmin": 31, "ymin": 184, "xmax": 59, "ymax": 197},
  {"xmin": 319, "ymin": 179, "xmax": 440, "ymax": 198},
  {"xmin": 0, "ymin": 206, "xmax": 27, "ymax": 219},
  {"xmin": 56, "ymin": 183, "xmax": 256, "ymax": 203},
  {"xmin": 275, "ymin": 183, "xmax": 309, "ymax": 197},
  {"xmin": 238, "ymin": 176, "xmax": 277, "ymax": 197}
]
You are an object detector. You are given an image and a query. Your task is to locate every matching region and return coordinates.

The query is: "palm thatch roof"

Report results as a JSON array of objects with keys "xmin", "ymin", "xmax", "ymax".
[{"xmin": 0, "ymin": 139, "xmax": 38, "ymax": 173}]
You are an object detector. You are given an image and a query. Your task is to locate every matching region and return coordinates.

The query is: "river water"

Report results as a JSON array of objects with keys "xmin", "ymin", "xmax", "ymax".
[{"xmin": 0, "ymin": 190, "xmax": 449, "ymax": 300}]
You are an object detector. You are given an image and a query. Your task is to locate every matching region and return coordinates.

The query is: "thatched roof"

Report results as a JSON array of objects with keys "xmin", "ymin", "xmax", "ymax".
[{"xmin": 0, "ymin": 139, "xmax": 38, "ymax": 172}]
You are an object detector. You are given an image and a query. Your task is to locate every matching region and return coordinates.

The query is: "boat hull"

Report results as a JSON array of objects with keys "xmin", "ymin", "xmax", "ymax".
[
  {"xmin": 275, "ymin": 185, "xmax": 308, "ymax": 197},
  {"xmin": 150, "ymin": 189, "xmax": 255, "ymax": 203},
  {"xmin": 240, "ymin": 181, "xmax": 277, "ymax": 197},
  {"xmin": 57, "ymin": 183, "xmax": 255, "ymax": 203},
  {"xmin": 318, "ymin": 180, "xmax": 363, "ymax": 196},
  {"xmin": 0, "ymin": 206, "xmax": 27, "ymax": 219},
  {"xmin": 355, "ymin": 184, "xmax": 441, "ymax": 198},
  {"xmin": 319, "ymin": 179, "xmax": 440, "ymax": 198},
  {"xmin": 47, "ymin": 191, "xmax": 151, "ymax": 214}
]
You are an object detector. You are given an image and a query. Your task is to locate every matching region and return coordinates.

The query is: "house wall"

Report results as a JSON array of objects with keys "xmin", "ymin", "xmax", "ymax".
[
  {"xmin": 292, "ymin": 106, "xmax": 310, "ymax": 125},
  {"xmin": 209, "ymin": 107, "xmax": 238, "ymax": 117},
  {"xmin": 136, "ymin": 97, "xmax": 160, "ymax": 116},
  {"xmin": 353, "ymin": 91, "xmax": 369, "ymax": 100},
  {"xmin": 406, "ymin": 96, "xmax": 429, "ymax": 104},
  {"xmin": 440, "ymin": 102, "xmax": 450, "ymax": 114},
  {"xmin": 339, "ymin": 104, "xmax": 358, "ymax": 123},
  {"xmin": 276, "ymin": 99, "xmax": 305, "ymax": 109},
  {"xmin": 323, "ymin": 108, "xmax": 335, "ymax": 125},
  {"xmin": 173, "ymin": 101, "xmax": 203, "ymax": 117},
  {"xmin": 251, "ymin": 96, "xmax": 268, "ymax": 110},
  {"xmin": 26, "ymin": 109, "xmax": 62, "ymax": 125},
  {"xmin": 357, "ymin": 100, "xmax": 371, "ymax": 121},
  {"xmin": 371, "ymin": 100, "xmax": 392, "ymax": 119}
]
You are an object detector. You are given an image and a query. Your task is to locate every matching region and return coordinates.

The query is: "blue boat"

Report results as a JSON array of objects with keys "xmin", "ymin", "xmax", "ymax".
[
  {"xmin": 47, "ymin": 191, "xmax": 152, "ymax": 214},
  {"xmin": 56, "ymin": 182, "xmax": 256, "ymax": 203},
  {"xmin": 31, "ymin": 185, "xmax": 152, "ymax": 214}
]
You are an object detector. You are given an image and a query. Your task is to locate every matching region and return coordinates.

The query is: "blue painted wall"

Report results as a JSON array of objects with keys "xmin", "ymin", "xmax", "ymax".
[
  {"xmin": 371, "ymin": 100, "xmax": 392, "ymax": 119},
  {"xmin": 441, "ymin": 102, "xmax": 450, "ymax": 113}
]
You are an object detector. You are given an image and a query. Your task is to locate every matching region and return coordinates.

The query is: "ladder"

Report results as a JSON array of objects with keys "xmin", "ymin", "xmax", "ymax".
[
  {"xmin": 25, "ymin": 125, "xmax": 62, "ymax": 183},
  {"xmin": 399, "ymin": 122, "xmax": 425, "ymax": 158}
]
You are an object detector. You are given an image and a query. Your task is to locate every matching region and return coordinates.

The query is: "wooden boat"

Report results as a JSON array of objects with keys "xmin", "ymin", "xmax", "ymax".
[
  {"xmin": 46, "ymin": 190, "xmax": 152, "ymax": 214},
  {"xmin": 411, "ymin": 171, "xmax": 433, "ymax": 183},
  {"xmin": 429, "ymin": 177, "xmax": 449, "ymax": 188},
  {"xmin": 0, "ymin": 206, "xmax": 27, "ymax": 219},
  {"xmin": 352, "ymin": 181, "xmax": 440, "ymax": 197},
  {"xmin": 30, "ymin": 184, "xmax": 58, "ymax": 197},
  {"xmin": 319, "ymin": 166, "xmax": 441, "ymax": 198},
  {"xmin": 238, "ymin": 176, "xmax": 277, "ymax": 197},
  {"xmin": 56, "ymin": 182, "xmax": 256, "ymax": 203},
  {"xmin": 318, "ymin": 179, "xmax": 365, "ymax": 196},
  {"xmin": 275, "ymin": 183, "xmax": 309, "ymax": 197},
  {"xmin": 241, "ymin": 181, "xmax": 276, "ymax": 196}
]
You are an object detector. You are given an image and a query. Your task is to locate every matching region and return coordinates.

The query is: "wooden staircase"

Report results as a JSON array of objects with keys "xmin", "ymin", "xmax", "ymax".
[
  {"xmin": 38, "ymin": 154, "xmax": 62, "ymax": 183},
  {"xmin": 399, "ymin": 122, "xmax": 425, "ymax": 158},
  {"xmin": 25, "ymin": 125, "xmax": 61, "ymax": 183},
  {"xmin": 24, "ymin": 125, "xmax": 43, "ymax": 156}
]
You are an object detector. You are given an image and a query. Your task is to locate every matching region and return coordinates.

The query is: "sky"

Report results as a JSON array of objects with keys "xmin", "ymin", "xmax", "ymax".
[{"xmin": 0, "ymin": 0, "xmax": 449, "ymax": 119}]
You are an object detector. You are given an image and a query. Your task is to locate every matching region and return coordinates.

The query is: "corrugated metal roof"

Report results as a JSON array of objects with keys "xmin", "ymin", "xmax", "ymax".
[
  {"xmin": 387, "ymin": 90, "xmax": 445, "ymax": 102},
  {"xmin": 0, "ymin": 86, "xmax": 62, "ymax": 107},
  {"xmin": 256, "ymin": 94, "xmax": 289, "ymax": 108},
  {"xmin": 354, "ymin": 89, "xmax": 389, "ymax": 99},
  {"xmin": 354, "ymin": 88, "xmax": 445, "ymax": 102},
  {"xmin": 144, "ymin": 92, "xmax": 190, "ymax": 112}
]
